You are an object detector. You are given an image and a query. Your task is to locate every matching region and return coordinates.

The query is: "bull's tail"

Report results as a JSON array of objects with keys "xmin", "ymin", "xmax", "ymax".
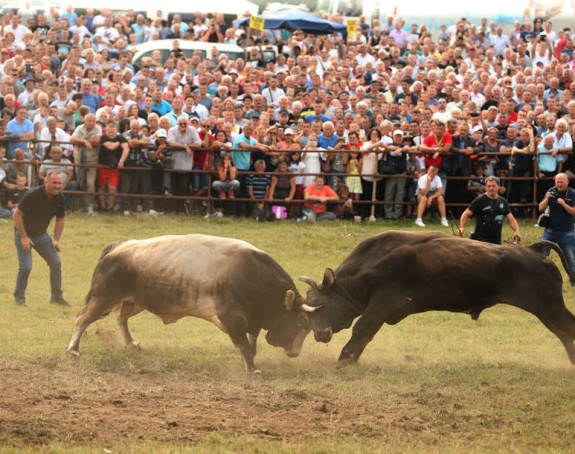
[{"xmin": 528, "ymin": 241, "xmax": 575, "ymax": 283}]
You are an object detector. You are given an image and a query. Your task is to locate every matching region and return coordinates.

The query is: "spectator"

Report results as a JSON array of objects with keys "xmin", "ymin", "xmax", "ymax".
[
  {"xmin": 38, "ymin": 146, "xmax": 78, "ymax": 211},
  {"xmin": 7, "ymin": 106, "xmax": 34, "ymax": 158},
  {"xmin": 268, "ymin": 156, "xmax": 296, "ymax": 217},
  {"xmin": 302, "ymin": 175, "xmax": 339, "ymax": 222},
  {"xmin": 246, "ymin": 159, "xmax": 271, "ymax": 221},
  {"xmin": 97, "ymin": 122, "xmax": 129, "ymax": 212},
  {"xmin": 121, "ymin": 120, "xmax": 153, "ymax": 215},
  {"xmin": 70, "ymin": 113, "xmax": 102, "ymax": 214},
  {"xmin": 415, "ymin": 165, "xmax": 449, "ymax": 227},
  {"xmin": 167, "ymin": 117, "xmax": 202, "ymax": 212},
  {"xmin": 538, "ymin": 173, "xmax": 575, "ymax": 284}
]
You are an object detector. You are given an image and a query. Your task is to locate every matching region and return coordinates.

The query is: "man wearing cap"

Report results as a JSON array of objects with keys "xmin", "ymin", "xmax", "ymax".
[{"xmin": 17, "ymin": 75, "xmax": 36, "ymax": 111}]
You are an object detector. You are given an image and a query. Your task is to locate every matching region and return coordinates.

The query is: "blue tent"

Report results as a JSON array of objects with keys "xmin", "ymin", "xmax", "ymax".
[{"xmin": 235, "ymin": 10, "xmax": 347, "ymax": 36}]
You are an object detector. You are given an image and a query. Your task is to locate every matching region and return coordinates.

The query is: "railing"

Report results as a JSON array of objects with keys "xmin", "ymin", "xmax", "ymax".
[{"xmin": 0, "ymin": 137, "xmax": 560, "ymax": 218}]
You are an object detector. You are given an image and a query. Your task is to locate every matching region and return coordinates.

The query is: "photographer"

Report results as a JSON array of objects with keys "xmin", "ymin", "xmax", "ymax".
[
  {"xmin": 458, "ymin": 176, "xmax": 521, "ymax": 245},
  {"xmin": 538, "ymin": 173, "xmax": 575, "ymax": 283}
]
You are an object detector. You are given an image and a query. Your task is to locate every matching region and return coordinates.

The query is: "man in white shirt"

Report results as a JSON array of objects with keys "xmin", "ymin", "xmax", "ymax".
[
  {"xmin": 94, "ymin": 17, "xmax": 119, "ymax": 53},
  {"xmin": 415, "ymin": 165, "xmax": 448, "ymax": 227},
  {"xmin": 261, "ymin": 75, "xmax": 285, "ymax": 109}
]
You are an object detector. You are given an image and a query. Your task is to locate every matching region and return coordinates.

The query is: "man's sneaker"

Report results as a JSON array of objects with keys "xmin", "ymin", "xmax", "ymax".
[
  {"xmin": 123, "ymin": 210, "xmax": 133, "ymax": 216},
  {"xmin": 307, "ymin": 211, "xmax": 316, "ymax": 223},
  {"xmin": 214, "ymin": 211, "xmax": 224, "ymax": 218},
  {"xmin": 415, "ymin": 218, "xmax": 426, "ymax": 227},
  {"xmin": 87, "ymin": 205, "xmax": 94, "ymax": 215},
  {"xmin": 50, "ymin": 298, "xmax": 71, "ymax": 307},
  {"xmin": 441, "ymin": 218, "xmax": 449, "ymax": 227},
  {"xmin": 163, "ymin": 188, "xmax": 172, "ymax": 197},
  {"xmin": 148, "ymin": 209, "xmax": 164, "ymax": 217},
  {"xmin": 228, "ymin": 191, "xmax": 235, "ymax": 199},
  {"xmin": 219, "ymin": 192, "xmax": 226, "ymax": 200},
  {"xmin": 184, "ymin": 200, "xmax": 192, "ymax": 216},
  {"xmin": 136, "ymin": 204, "xmax": 143, "ymax": 212}
]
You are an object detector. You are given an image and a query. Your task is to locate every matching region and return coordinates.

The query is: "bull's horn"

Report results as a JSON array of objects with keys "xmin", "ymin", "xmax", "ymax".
[
  {"xmin": 299, "ymin": 276, "xmax": 318, "ymax": 289},
  {"xmin": 301, "ymin": 304, "xmax": 322, "ymax": 313}
]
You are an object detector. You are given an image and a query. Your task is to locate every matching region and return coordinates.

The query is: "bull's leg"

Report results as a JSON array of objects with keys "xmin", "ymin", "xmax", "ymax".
[
  {"xmin": 535, "ymin": 312, "xmax": 575, "ymax": 365},
  {"xmin": 115, "ymin": 302, "xmax": 145, "ymax": 349},
  {"xmin": 248, "ymin": 330, "xmax": 260, "ymax": 357},
  {"xmin": 338, "ymin": 297, "xmax": 400, "ymax": 368},
  {"xmin": 67, "ymin": 296, "xmax": 119, "ymax": 356},
  {"xmin": 228, "ymin": 330, "xmax": 260, "ymax": 374}
]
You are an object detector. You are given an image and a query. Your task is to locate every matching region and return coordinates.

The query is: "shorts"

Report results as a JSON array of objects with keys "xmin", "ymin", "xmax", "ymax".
[{"xmin": 97, "ymin": 167, "xmax": 120, "ymax": 188}]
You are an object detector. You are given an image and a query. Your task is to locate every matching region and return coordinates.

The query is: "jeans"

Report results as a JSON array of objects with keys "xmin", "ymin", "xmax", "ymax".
[
  {"xmin": 541, "ymin": 228, "xmax": 575, "ymax": 282},
  {"xmin": 14, "ymin": 230, "xmax": 62, "ymax": 303}
]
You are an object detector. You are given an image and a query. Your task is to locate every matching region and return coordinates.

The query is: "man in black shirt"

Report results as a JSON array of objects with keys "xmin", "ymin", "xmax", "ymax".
[
  {"xmin": 458, "ymin": 176, "xmax": 521, "ymax": 245},
  {"xmin": 13, "ymin": 172, "xmax": 69, "ymax": 306}
]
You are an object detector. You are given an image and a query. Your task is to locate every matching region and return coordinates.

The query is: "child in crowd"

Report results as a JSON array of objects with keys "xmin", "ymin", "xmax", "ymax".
[
  {"xmin": 288, "ymin": 150, "xmax": 305, "ymax": 217},
  {"xmin": 345, "ymin": 148, "xmax": 363, "ymax": 208},
  {"xmin": 336, "ymin": 183, "xmax": 354, "ymax": 219}
]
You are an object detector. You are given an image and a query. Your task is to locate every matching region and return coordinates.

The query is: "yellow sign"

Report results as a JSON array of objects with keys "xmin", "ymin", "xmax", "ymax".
[
  {"xmin": 250, "ymin": 16, "xmax": 265, "ymax": 31},
  {"xmin": 347, "ymin": 19, "xmax": 357, "ymax": 34}
]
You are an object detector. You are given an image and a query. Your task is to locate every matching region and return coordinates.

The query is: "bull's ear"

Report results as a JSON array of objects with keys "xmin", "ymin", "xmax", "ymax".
[
  {"xmin": 284, "ymin": 289, "xmax": 296, "ymax": 311},
  {"xmin": 323, "ymin": 268, "xmax": 335, "ymax": 287}
]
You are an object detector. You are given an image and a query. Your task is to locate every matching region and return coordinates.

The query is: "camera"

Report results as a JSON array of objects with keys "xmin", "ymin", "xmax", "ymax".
[
  {"xmin": 549, "ymin": 188, "xmax": 560, "ymax": 199},
  {"xmin": 25, "ymin": 64, "xmax": 33, "ymax": 74}
]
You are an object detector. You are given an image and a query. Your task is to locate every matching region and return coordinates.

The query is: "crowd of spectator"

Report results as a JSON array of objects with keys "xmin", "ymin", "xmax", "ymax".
[{"xmin": 0, "ymin": 6, "xmax": 574, "ymax": 223}]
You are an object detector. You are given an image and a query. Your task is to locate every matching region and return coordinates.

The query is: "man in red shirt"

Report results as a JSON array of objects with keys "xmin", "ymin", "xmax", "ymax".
[
  {"xmin": 303, "ymin": 175, "xmax": 339, "ymax": 222},
  {"xmin": 419, "ymin": 120, "xmax": 452, "ymax": 170}
]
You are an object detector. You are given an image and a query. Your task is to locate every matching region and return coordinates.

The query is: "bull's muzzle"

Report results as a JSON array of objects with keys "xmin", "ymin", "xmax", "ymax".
[{"xmin": 314, "ymin": 328, "xmax": 333, "ymax": 343}]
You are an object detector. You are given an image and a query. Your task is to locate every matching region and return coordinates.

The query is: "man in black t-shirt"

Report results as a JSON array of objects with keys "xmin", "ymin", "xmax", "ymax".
[
  {"xmin": 13, "ymin": 172, "xmax": 69, "ymax": 306},
  {"xmin": 97, "ymin": 122, "xmax": 129, "ymax": 212},
  {"xmin": 458, "ymin": 176, "xmax": 522, "ymax": 245}
]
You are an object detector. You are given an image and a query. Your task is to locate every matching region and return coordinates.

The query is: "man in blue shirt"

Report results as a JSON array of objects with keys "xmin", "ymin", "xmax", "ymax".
[
  {"xmin": 150, "ymin": 89, "xmax": 173, "ymax": 117},
  {"xmin": 232, "ymin": 122, "xmax": 259, "ymax": 172},
  {"xmin": 538, "ymin": 173, "xmax": 575, "ymax": 285},
  {"xmin": 7, "ymin": 107, "xmax": 34, "ymax": 158}
]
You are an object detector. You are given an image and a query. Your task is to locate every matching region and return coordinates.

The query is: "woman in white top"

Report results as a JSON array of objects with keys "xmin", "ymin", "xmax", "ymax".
[
  {"xmin": 360, "ymin": 128, "xmax": 388, "ymax": 217},
  {"xmin": 302, "ymin": 133, "xmax": 323, "ymax": 188}
]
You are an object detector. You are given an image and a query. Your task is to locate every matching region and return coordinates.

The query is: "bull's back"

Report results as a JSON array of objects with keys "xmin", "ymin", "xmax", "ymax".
[
  {"xmin": 337, "ymin": 232, "xmax": 561, "ymax": 304},
  {"xmin": 93, "ymin": 235, "xmax": 263, "ymax": 311}
]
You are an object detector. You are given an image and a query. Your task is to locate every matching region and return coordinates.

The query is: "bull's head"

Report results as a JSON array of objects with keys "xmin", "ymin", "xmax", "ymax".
[
  {"xmin": 265, "ymin": 289, "xmax": 310, "ymax": 358},
  {"xmin": 297, "ymin": 268, "xmax": 356, "ymax": 343}
]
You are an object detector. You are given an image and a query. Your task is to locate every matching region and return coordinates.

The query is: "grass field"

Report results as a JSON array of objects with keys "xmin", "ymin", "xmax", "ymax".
[{"xmin": 1, "ymin": 214, "xmax": 575, "ymax": 453}]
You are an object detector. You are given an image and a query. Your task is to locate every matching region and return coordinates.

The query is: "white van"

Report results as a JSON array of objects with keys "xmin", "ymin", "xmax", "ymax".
[{"xmin": 131, "ymin": 40, "xmax": 277, "ymax": 69}]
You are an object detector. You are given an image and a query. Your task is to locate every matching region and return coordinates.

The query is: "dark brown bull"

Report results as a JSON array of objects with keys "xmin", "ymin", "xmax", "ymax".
[{"xmin": 300, "ymin": 231, "xmax": 575, "ymax": 368}]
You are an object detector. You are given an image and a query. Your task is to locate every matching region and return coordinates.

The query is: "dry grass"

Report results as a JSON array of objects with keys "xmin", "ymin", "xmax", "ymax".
[{"xmin": 0, "ymin": 214, "xmax": 574, "ymax": 453}]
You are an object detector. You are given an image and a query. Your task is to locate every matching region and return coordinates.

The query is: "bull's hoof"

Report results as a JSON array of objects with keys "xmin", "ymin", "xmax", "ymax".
[
  {"xmin": 66, "ymin": 349, "xmax": 80, "ymax": 359},
  {"xmin": 128, "ymin": 341, "xmax": 142, "ymax": 351},
  {"xmin": 336, "ymin": 358, "xmax": 356, "ymax": 369}
]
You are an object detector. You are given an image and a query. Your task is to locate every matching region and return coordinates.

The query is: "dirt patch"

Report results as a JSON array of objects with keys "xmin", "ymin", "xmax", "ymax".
[{"xmin": 0, "ymin": 357, "xmax": 400, "ymax": 448}]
